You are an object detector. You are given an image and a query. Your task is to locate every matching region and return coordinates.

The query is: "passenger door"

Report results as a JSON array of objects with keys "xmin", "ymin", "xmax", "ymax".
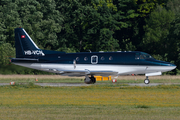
[{"xmin": 91, "ymin": 55, "xmax": 98, "ymax": 64}]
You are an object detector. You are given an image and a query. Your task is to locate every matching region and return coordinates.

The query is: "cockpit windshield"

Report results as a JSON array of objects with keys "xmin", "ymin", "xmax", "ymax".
[{"xmin": 135, "ymin": 53, "xmax": 154, "ymax": 60}]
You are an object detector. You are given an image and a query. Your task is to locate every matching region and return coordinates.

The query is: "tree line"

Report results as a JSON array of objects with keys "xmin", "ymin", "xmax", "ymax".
[{"xmin": 0, "ymin": 0, "xmax": 180, "ymax": 74}]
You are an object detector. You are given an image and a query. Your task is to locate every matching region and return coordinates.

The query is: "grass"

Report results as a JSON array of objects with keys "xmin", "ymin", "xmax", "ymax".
[
  {"xmin": 1, "ymin": 83, "xmax": 180, "ymax": 119},
  {"xmin": 1, "ymin": 106, "xmax": 180, "ymax": 120},
  {"xmin": 1, "ymin": 75, "xmax": 180, "ymax": 119}
]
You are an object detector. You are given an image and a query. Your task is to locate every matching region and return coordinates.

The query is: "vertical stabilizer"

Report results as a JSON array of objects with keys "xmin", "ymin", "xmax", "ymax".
[{"xmin": 15, "ymin": 28, "xmax": 44, "ymax": 58}]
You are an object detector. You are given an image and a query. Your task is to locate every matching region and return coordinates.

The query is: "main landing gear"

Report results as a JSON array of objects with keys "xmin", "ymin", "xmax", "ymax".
[
  {"xmin": 144, "ymin": 76, "xmax": 150, "ymax": 84},
  {"xmin": 84, "ymin": 75, "xmax": 96, "ymax": 84}
]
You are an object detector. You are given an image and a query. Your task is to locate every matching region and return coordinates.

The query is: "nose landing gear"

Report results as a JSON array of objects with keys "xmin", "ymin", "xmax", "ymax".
[{"xmin": 144, "ymin": 76, "xmax": 150, "ymax": 84}]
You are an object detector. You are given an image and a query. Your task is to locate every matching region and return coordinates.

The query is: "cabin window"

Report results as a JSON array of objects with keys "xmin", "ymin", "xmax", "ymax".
[
  {"xmin": 101, "ymin": 56, "xmax": 105, "ymax": 60},
  {"xmin": 109, "ymin": 56, "xmax": 113, "ymax": 60},
  {"xmin": 76, "ymin": 57, "xmax": 80, "ymax": 61},
  {"xmin": 84, "ymin": 57, "xmax": 88, "ymax": 61}
]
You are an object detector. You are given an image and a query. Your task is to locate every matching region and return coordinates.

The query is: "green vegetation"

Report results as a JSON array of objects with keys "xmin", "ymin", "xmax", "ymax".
[
  {"xmin": 0, "ymin": 106, "xmax": 180, "ymax": 120},
  {"xmin": 0, "ymin": 84, "xmax": 180, "ymax": 119},
  {"xmin": 0, "ymin": 0, "xmax": 180, "ymax": 74}
]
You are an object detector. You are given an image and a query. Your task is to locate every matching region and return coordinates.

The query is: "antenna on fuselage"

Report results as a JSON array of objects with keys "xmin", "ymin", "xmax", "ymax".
[{"xmin": 86, "ymin": 49, "xmax": 91, "ymax": 53}]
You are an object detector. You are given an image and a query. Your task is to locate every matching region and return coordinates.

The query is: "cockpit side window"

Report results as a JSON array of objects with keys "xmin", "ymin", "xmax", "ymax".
[
  {"xmin": 135, "ymin": 53, "xmax": 140, "ymax": 59},
  {"xmin": 140, "ymin": 54, "xmax": 145, "ymax": 59},
  {"xmin": 141, "ymin": 53, "xmax": 154, "ymax": 59},
  {"xmin": 135, "ymin": 53, "xmax": 154, "ymax": 60},
  {"xmin": 142, "ymin": 53, "xmax": 154, "ymax": 59}
]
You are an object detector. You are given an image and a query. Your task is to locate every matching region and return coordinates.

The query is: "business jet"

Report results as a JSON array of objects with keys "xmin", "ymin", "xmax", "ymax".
[{"xmin": 11, "ymin": 28, "xmax": 176, "ymax": 84}]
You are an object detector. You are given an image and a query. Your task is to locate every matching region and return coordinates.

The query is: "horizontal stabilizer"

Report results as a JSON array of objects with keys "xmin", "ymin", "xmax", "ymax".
[{"xmin": 11, "ymin": 58, "xmax": 39, "ymax": 62}]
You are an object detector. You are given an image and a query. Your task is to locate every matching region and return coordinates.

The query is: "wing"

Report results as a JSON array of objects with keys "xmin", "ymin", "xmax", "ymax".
[{"xmin": 47, "ymin": 69, "xmax": 118, "ymax": 77}]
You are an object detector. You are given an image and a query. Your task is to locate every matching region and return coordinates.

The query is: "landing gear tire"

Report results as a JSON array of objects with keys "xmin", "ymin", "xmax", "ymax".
[
  {"xmin": 144, "ymin": 76, "xmax": 150, "ymax": 84},
  {"xmin": 90, "ymin": 76, "xmax": 96, "ymax": 84},
  {"xmin": 144, "ymin": 79, "xmax": 150, "ymax": 84},
  {"xmin": 84, "ymin": 75, "xmax": 96, "ymax": 84}
]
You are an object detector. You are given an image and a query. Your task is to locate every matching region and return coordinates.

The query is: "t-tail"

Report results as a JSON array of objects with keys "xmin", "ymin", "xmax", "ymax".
[{"xmin": 15, "ymin": 27, "xmax": 45, "ymax": 58}]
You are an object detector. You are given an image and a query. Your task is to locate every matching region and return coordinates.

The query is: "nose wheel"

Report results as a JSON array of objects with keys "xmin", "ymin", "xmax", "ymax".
[{"xmin": 144, "ymin": 76, "xmax": 150, "ymax": 84}]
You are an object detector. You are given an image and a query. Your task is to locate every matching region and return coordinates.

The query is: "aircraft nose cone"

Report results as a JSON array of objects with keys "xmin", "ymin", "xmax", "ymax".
[
  {"xmin": 172, "ymin": 65, "xmax": 177, "ymax": 69},
  {"xmin": 170, "ymin": 63, "xmax": 176, "ymax": 67},
  {"xmin": 161, "ymin": 61, "xmax": 176, "ymax": 67},
  {"xmin": 168, "ymin": 63, "xmax": 176, "ymax": 71},
  {"xmin": 160, "ymin": 62, "xmax": 176, "ymax": 72},
  {"xmin": 168, "ymin": 62, "xmax": 176, "ymax": 67}
]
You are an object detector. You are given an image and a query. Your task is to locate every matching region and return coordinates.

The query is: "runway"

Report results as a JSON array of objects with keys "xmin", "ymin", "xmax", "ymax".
[
  {"xmin": 0, "ymin": 82, "xmax": 177, "ymax": 87},
  {"xmin": 36, "ymin": 83, "xmax": 180, "ymax": 87},
  {"xmin": 35, "ymin": 83, "xmax": 91, "ymax": 87},
  {"xmin": 35, "ymin": 83, "xmax": 165, "ymax": 87}
]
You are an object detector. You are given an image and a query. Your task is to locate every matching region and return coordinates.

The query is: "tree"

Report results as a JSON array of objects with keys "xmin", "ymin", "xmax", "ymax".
[
  {"xmin": 165, "ymin": 0, "xmax": 180, "ymax": 74},
  {"xmin": 0, "ymin": 0, "xmax": 63, "ymax": 74},
  {"xmin": 0, "ymin": 43, "xmax": 15, "ymax": 65},
  {"xmin": 57, "ymin": 0, "xmax": 120, "ymax": 52},
  {"xmin": 166, "ymin": 14, "xmax": 180, "ymax": 70},
  {"xmin": 142, "ymin": 5, "xmax": 175, "ymax": 58},
  {"xmin": 0, "ymin": 0, "xmax": 21, "ymax": 45},
  {"xmin": 112, "ymin": 0, "xmax": 139, "ymax": 51},
  {"xmin": 135, "ymin": 0, "xmax": 168, "ymax": 17},
  {"xmin": 16, "ymin": 0, "xmax": 63, "ymax": 49}
]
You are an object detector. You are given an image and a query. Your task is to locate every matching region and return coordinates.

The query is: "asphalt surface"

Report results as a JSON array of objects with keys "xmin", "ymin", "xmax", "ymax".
[
  {"xmin": 35, "ymin": 83, "xmax": 91, "ymax": 87},
  {"xmin": 0, "ymin": 82, "xmax": 177, "ymax": 87},
  {"xmin": 34, "ymin": 83, "xmax": 164, "ymax": 87},
  {"xmin": 33, "ymin": 83, "xmax": 180, "ymax": 87}
]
